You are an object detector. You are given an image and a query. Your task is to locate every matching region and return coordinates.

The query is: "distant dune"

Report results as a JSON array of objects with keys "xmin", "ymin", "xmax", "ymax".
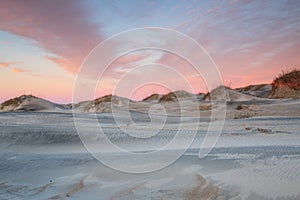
[
  {"xmin": 1, "ymin": 70, "xmax": 300, "ymax": 114},
  {"xmin": 0, "ymin": 95, "xmax": 65, "ymax": 112},
  {"xmin": 80, "ymin": 95, "xmax": 131, "ymax": 113},
  {"xmin": 203, "ymin": 86, "xmax": 256, "ymax": 102},
  {"xmin": 143, "ymin": 90, "xmax": 204, "ymax": 103},
  {"xmin": 142, "ymin": 93, "xmax": 163, "ymax": 102},
  {"xmin": 235, "ymin": 84, "xmax": 272, "ymax": 98},
  {"xmin": 159, "ymin": 90, "xmax": 195, "ymax": 102}
]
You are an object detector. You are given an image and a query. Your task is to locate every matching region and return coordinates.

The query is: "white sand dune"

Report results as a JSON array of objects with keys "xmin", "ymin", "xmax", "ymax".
[
  {"xmin": 0, "ymin": 95, "xmax": 66, "ymax": 112},
  {"xmin": 203, "ymin": 86, "xmax": 257, "ymax": 102},
  {"xmin": 72, "ymin": 95, "xmax": 132, "ymax": 113},
  {"xmin": 142, "ymin": 93, "xmax": 163, "ymax": 102},
  {"xmin": 235, "ymin": 84, "xmax": 272, "ymax": 98}
]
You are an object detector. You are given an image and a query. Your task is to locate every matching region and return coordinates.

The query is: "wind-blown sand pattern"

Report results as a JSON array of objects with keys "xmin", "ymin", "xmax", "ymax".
[{"xmin": 0, "ymin": 108, "xmax": 300, "ymax": 199}]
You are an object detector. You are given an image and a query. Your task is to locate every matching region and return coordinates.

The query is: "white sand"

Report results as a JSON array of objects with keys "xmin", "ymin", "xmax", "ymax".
[{"xmin": 0, "ymin": 93, "xmax": 300, "ymax": 199}]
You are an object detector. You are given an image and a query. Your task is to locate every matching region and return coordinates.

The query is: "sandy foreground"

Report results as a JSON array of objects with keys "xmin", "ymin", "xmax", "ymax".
[{"xmin": 0, "ymin": 99, "xmax": 300, "ymax": 200}]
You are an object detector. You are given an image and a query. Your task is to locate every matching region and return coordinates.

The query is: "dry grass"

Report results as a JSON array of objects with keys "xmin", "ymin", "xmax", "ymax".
[
  {"xmin": 143, "ymin": 93, "xmax": 162, "ymax": 101},
  {"xmin": 0, "ymin": 95, "xmax": 34, "ymax": 110},
  {"xmin": 183, "ymin": 175, "xmax": 219, "ymax": 200},
  {"xmin": 237, "ymin": 84, "xmax": 268, "ymax": 92},
  {"xmin": 234, "ymin": 104, "xmax": 257, "ymax": 119},
  {"xmin": 203, "ymin": 86, "xmax": 230, "ymax": 101},
  {"xmin": 94, "ymin": 95, "xmax": 116, "ymax": 104},
  {"xmin": 272, "ymin": 69, "xmax": 300, "ymax": 90},
  {"xmin": 199, "ymin": 104, "xmax": 212, "ymax": 110},
  {"xmin": 0, "ymin": 98, "xmax": 21, "ymax": 110},
  {"xmin": 236, "ymin": 104, "xmax": 248, "ymax": 110},
  {"xmin": 159, "ymin": 90, "xmax": 193, "ymax": 102},
  {"xmin": 160, "ymin": 92, "xmax": 178, "ymax": 102},
  {"xmin": 269, "ymin": 69, "xmax": 300, "ymax": 98}
]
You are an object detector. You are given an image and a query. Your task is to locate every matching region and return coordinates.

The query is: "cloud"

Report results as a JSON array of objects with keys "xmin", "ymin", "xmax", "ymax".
[
  {"xmin": 0, "ymin": 0, "xmax": 102, "ymax": 73},
  {"xmin": 0, "ymin": 62, "xmax": 18, "ymax": 68},
  {"xmin": 113, "ymin": 54, "xmax": 146, "ymax": 65},
  {"xmin": 170, "ymin": 0, "xmax": 300, "ymax": 88},
  {"xmin": 45, "ymin": 55, "xmax": 78, "ymax": 73},
  {"xmin": 10, "ymin": 67, "xmax": 28, "ymax": 73}
]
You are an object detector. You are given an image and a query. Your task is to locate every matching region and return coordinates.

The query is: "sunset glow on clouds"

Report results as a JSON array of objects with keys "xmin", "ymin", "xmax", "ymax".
[{"xmin": 0, "ymin": 0, "xmax": 299, "ymax": 103}]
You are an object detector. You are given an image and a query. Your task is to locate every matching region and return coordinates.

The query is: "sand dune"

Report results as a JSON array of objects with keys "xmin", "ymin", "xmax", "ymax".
[
  {"xmin": 0, "ymin": 95, "xmax": 65, "ymax": 112},
  {"xmin": 159, "ymin": 90, "xmax": 196, "ymax": 102},
  {"xmin": 235, "ymin": 84, "xmax": 272, "ymax": 98},
  {"xmin": 203, "ymin": 86, "xmax": 257, "ymax": 102},
  {"xmin": 142, "ymin": 93, "xmax": 163, "ymax": 102}
]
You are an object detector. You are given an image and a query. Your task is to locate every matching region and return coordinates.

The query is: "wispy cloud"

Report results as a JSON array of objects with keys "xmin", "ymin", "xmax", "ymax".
[
  {"xmin": 10, "ymin": 67, "xmax": 28, "ymax": 73},
  {"xmin": 0, "ymin": 0, "xmax": 103, "ymax": 73},
  {"xmin": 0, "ymin": 62, "xmax": 18, "ymax": 68},
  {"xmin": 113, "ymin": 54, "xmax": 147, "ymax": 65},
  {"xmin": 171, "ymin": 0, "xmax": 300, "ymax": 86},
  {"xmin": 45, "ymin": 55, "xmax": 78, "ymax": 73}
]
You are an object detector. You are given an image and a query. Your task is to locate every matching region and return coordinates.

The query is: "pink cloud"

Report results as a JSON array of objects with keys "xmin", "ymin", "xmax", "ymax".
[
  {"xmin": 171, "ymin": 0, "xmax": 300, "ymax": 90},
  {"xmin": 0, "ymin": 0, "xmax": 102, "ymax": 73},
  {"xmin": 45, "ymin": 55, "xmax": 78, "ymax": 73},
  {"xmin": 0, "ymin": 62, "xmax": 17, "ymax": 68},
  {"xmin": 10, "ymin": 67, "xmax": 28, "ymax": 73},
  {"xmin": 113, "ymin": 54, "xmax": 146, "ymax": 65}
]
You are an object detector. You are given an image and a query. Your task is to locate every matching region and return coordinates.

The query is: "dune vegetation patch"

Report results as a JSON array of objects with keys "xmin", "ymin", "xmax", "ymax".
[
  {"xmin": 0, "ymin": 95, "xmax": 35, "ymax": 110},
  {"xmin": 269, "ymin": 69, "xmax": 300, "ymax": 99},
  {"xmin": 272, "ymin": 69, "xmax": 300, "ymax": 90}
]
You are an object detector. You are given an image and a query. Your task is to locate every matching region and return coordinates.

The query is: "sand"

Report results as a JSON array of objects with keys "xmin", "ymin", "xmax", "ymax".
[{"xmin": 0, "ymin": 87, "xmax": 300, "ymax": 199}]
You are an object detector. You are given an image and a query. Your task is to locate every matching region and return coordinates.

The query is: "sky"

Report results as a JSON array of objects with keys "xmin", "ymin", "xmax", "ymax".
[{"xmin": 0, "ymin": 0, "xmax": 300, "ymax": 103}]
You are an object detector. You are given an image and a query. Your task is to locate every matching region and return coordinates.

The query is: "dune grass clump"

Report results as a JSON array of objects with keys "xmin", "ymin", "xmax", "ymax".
[
  {"xmin": 272, "ymin": 69, "xmax": 300, "ymax": 90},
  {"xmin": 143, "ymin": 93, "xmax": 161, "ymax": 101},
  {"xmin": 159, "ymin": 92, "xmax": 178, "ymax": 102},
  {"xmin": 269, "ymin": 68, "xmax": 300, "ymax": 99},
  {"xmin": 0, "ymin": 95, "xmax": 34, "ymax": 110}
]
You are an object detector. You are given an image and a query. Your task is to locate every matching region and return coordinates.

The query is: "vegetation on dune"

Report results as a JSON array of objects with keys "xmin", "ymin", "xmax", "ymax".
[
  {"xmin": 94, "ymin": 94, "xmax": 115, "ymax": 104},
  {"xmin": 0, "ymin": 95, "xmax": 35, "ymax": 110},
  {"xmin": 237, "ymin": 84, "xmax": 268, "ymax": 92},
  {"xmin": 159, "ymin": 92, "xmax": 178, "ymax": 102},
  {"xmin": 142, "ymin": 93, "xmax": 162, "ymax": 101},
  {"xmin": 202, "ymin": 85, "xmax": 230, "ymax": 101},
  {"xmin": 0, "ymin": 98, "xmax": 21, "ymax": 110},
  {"xmin": 272, "ymin": 69, "xmax": 300, "ymax": 90},
  {"xmin": 269, "ymin": 68, "xmax": 300, "ymax": 99},
  {"xmin": 159, "ymin": 90, "xmax": 193, "ymax": 102}
]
